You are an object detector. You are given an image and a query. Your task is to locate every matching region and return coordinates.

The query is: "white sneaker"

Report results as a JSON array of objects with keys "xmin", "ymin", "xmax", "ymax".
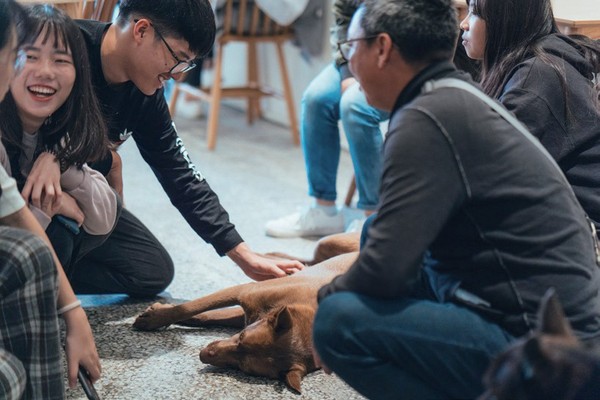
[
  {"xmin": 345, "ymin": 217, "xmax": 366, "ymax": 233},
  {"xmin": 265, "ymin": 207, "xmax": 345, "ymax": 238},
  {"xmin": 176, "ymin": 95, "xmax": 205, "ymax": 119}
]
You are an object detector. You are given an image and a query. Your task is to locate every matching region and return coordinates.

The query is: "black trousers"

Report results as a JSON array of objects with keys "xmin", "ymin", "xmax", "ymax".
[{"xmin": 50, "ymin": 208, "xmax": 174, "ymax": 298}]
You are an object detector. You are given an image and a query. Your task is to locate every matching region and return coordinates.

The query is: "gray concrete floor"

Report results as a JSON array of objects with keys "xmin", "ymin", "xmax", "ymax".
[{"xmin": 65, "ymin": 104, "xmax": 364, "ymax": 399}]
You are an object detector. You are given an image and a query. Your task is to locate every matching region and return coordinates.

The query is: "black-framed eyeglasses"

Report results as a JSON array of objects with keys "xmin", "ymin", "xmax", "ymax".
[
  {"xmin": 136, "ymin": 19, "xmax": 196, "ymax": 75},
  {"xmin": 337, "ymin": 35, "xmax": 379, "ymax": 62}
]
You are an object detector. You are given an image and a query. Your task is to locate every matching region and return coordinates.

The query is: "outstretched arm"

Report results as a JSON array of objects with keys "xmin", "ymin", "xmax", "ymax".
[{"xmin": 227, "ymin": 242, "xmax": 304, "ymax": 281}]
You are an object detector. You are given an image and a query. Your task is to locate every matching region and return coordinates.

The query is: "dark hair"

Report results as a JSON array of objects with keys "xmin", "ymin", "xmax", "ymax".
[
  {"xmin": 117, "ymin": 0, "xmax": 216, "ymax": 58},
  {"xmin": 360, "ymin": 0, "xmax": 458, "ymax": 64},
  {"xmin": 0, "ymin": 5, "xmax": 108, "ymax": 184},
  {"xmin": 0, "ymin": 0, "xmax": 27, "ymax": 49},
  {"xmin": 468, "ymin": 0, "xmax": 600, "ymax": 99}
]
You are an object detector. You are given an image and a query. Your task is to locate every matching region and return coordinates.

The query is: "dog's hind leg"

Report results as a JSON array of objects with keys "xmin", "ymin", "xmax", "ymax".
[
  {"xmin": 133, "ymin": 283, "xmax": 252, "ymax": 331},
  {"xmin": 312, "ymin": 232, "xmax": 360, "ymax": 264},
  {"xmin": 177, "ymin": 307, "xmax": 246, "ymax": 328},
  {"xmin": 264, "ymin": 232, "xmax": 360, "ymax": 266},
  {"xmin": 262, "ymin": 252, "xmax": 313, "ymax": 265}
]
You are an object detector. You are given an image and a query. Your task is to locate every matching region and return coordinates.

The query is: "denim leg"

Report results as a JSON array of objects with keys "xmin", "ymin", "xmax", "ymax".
[
  {"xmin": 301, "ymin": 63, "xmax": 342, "ymax": 202},
  {"xmin": 359, "ymin": 212, "xmax": 377, "ymax": 249},
  {"xmin": 340, "ymin": 83, "xmax": 388, "ymax": 210},
  {"xmin": 314, "ymin": 292, "xmax": 515, "ymax": 400}
]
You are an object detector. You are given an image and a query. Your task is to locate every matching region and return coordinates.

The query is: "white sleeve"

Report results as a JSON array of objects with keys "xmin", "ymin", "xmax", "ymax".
[
  {"xmin": 0, "ymin": 165, "xmax": 25, "ymax": 218},
  {"xmin": 60, "ymin": 164, "xmax": 118, "ymax": 235}
]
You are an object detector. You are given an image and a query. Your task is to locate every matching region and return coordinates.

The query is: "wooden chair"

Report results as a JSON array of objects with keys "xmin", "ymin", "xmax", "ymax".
[
  {"xmin": 344, "ymin": 175, "xmax": 356, "ymax": 208},
  {"xmin": 82, "ymin": 0, "xmax": 119, "ymax": 22},
  {"xmin": 17, "ymin": 0, "xmax": 84, "ymax": 18},
  {"xmin": 169, "ymin": 0, "xmax": 300, "ymax": 150},
  {"xmin": 17, "ymin": 0, "xmax": 118, "ymax": 21}
]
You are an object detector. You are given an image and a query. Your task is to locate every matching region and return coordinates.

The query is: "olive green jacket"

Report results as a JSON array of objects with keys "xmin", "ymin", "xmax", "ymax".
[{"xmin": 332, "ymin": 0, "xmax": 362, "ymax": 79}]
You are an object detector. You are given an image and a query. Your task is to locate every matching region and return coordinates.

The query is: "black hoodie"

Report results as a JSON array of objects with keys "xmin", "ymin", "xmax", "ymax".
[
  {"xmin": 76, "ymin": 20, "xmax": 243, "ymax": 256},
  {"xmin": 499, "ymin": 34, "xmax": 600, "ymax": 235}
]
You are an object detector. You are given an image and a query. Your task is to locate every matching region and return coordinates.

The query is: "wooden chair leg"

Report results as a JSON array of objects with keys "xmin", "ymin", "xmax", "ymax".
[
  {"xmin": 82, "ymin": 0, "xmax": 96, "ymax": 19},
  {"xmin": 247, "ymin": 42, "xmax": 260, "ymax": 124},
  {"xmin": 275, "ymin": 41, "xmax": 299, "ymax": 145},
  {"xmin": 344, "ymin": 175, "xmax": 357, "ymax": 207},
  {"xmin": 207, "ymin": 43, "xmax": 225, "ymax": 150},
  {"xmin": 168, "ymin": 84, "xmax": 181, "ymax": 117}
]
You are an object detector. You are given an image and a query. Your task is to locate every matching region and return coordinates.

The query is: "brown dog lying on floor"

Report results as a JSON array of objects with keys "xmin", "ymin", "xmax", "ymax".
[
  {"xmin": 479, "ymin": 288, "xmax": 600, "ymax": 400},
  {"xmin": 132, "ymin": 250, "xmax": 358, "ymax": 393}
]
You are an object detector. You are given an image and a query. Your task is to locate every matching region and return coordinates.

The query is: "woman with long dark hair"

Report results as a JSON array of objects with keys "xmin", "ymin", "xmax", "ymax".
[
  {"xmin": 0, "ymin": 5, "xmax": 119, "ymax": 271},
  {"xmin": 0, "ymin": 2, "xmax": 103, "ymax": 398},
  {"xmin": 460, "ymin": 0, "xmax": 600, "ymax": 234}
]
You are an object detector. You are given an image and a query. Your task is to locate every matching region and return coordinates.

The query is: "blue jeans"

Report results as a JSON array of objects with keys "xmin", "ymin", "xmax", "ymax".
[
  {"xmin": 313, "ymin": 290, "xmax": 515, "ymax": 399},
  {"xmin": 301, "ymin": 63, "xmax": 388, "ymax": 211}
]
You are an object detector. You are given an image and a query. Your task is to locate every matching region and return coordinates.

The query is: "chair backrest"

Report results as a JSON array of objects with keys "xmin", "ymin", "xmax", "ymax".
[
  {"xmin": 17, "ymin": 0, "xmax": 85, "ymax": 18},
  {"xmin": 81, "ymin": 0, "xmax": 118, "ymax": 22},
  {"xmin": 216, "ymin": 0, "xmax": 293, "ymax": 41}
]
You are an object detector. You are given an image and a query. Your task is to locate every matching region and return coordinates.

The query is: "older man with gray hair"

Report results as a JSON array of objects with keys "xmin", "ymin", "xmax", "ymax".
[{"xmin": 312, "ymin": 0, "xmax": 600, "ymax": 398}]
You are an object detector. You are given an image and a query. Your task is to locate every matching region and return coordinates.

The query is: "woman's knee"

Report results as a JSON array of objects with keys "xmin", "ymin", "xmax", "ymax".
[
  {"xmin": 302, "ymin": 72, "xmax": 341, "ymax": 125},
  {"xmin": 302, "ymin": 86, "xmax": 337, "ymax": 119},
  {"xmin": 340, "ymin": 87, "xmax": 382, "ymax": 133}
]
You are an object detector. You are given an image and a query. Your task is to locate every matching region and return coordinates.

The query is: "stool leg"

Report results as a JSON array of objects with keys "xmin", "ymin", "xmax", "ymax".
[
  {"xmin": 275, "ymin": 41, "xmax": 299, "ymax": 145},
  {"xmin": 247, "ymin": 41, "xmax": 260, "ymax": 124},
  {"xmin": 207, "ymin": 42, "xmax": 225, "ymax": 150},
  {"xmin": 344, "ymin": 175, "xmax": 357, "ymax": 207},
  {"xmin": 168, "ymin": 84, "xmax": 181, "ymax": 117}
]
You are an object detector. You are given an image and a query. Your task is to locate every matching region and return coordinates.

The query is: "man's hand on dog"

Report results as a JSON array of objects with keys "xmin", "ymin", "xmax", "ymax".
[{"xmin": 227, "ymin": 242, "xmax": 304, "ymax": 280}]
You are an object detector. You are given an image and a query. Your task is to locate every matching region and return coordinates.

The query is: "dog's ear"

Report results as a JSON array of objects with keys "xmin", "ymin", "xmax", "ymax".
[
  {"xmin": 284, "ymin": 363, "xmax": 307, "ymax": 393},
  {"xmin": 538, "ymin": 288, "xmax": 576, "ymax": 339},
  {"xmin": 272, "ymin": 306, "xmax": 293, "ymax": 334},
  {"xmin": 522, "ymin": 337, "xmax": 545, "ymax": 377}
]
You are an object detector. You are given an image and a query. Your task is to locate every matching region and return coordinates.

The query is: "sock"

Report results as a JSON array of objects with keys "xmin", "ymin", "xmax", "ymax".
[{"xmin": 313, "ymin": 200, "xmax": 338, "ymax": 216}]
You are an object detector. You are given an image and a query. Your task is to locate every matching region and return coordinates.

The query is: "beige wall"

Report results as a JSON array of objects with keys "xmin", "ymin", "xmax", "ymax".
[{"xmin": 551, "ymin": 0, "xmax": 600, "ymax": 21}]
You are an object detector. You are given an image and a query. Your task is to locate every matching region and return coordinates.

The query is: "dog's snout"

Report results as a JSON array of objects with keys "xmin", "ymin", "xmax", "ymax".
[{"xmin": 199, "ymin": 347, "xmax": 213, "ymax": 362}]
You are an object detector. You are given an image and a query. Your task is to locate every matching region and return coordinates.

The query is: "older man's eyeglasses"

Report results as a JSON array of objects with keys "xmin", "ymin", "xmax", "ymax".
[
  {"xmin": 137, "ymin": 20, "xmax": 196, "ymax": 75},
  {"xmin": 337, "ymin": 35, "xmax": 379, "ymax": 62}
]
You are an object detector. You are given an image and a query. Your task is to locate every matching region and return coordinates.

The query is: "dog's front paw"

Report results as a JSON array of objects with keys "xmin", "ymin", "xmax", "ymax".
[{"xmin": 132, "ymin": 302, "xmax": 175, "ymax": 331}]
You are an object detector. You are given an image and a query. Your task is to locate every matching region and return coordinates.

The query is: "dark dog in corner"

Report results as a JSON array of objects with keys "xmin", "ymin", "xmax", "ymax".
[
  {"xmin": 132, "ymin": 251, "xmax": 358, "ymax": 394},
  {"xmin": 479, "ymin": 289, "xmax": 600, "ymax": 400}
]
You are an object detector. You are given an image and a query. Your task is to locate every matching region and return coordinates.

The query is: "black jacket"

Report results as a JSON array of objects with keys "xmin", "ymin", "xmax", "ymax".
[
  {"xmin": 77, "ymin": 20, "xmax": 243, "ymax": 256},
  {"xmin": 499, "ymin": 34, "xmax": 600, "ymax": 234},
  {"xmin": 318, "ymin": 61, "xmax": 600, "ymax": 341}
]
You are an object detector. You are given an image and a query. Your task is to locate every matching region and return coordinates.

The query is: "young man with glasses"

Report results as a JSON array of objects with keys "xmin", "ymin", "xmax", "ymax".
[
  {"xmin": 74, "ymin": 0, "xmax": 303, "ymax": 297},
  {"xmin": 264, "ymin": 0, "xmax": 388, "ymax": 239}
]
